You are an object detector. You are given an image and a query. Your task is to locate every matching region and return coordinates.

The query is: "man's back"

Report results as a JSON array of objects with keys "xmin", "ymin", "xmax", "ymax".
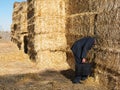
[{"xmin": 71, "ymin": 36, "xmax": 95, "ymax": 58}]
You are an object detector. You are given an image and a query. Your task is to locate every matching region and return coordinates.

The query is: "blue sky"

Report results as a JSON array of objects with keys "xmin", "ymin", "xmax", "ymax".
[{"xmin": 0, "ymin": 0, "xmax": 26, "ymax": 31}]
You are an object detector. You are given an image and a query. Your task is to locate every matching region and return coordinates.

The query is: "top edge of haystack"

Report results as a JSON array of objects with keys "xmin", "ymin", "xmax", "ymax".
[{"xmin": 13, "ymin": 1, "xmax": 27, "ymax": 8}]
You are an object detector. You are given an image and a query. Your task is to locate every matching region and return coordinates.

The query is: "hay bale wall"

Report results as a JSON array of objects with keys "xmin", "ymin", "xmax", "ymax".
[
  {"xmin": 11, "ymin": 2, "xmax": 27, "ymax": 50},
  {"xmin": 27, "ymin": 0, "xmax": 70, "ymax": 70},
  {"xmin": 65, "ymin": 0, "xmax": 120, "ymax": 89},
  {"xmin": 94, "ymin": 6, "xmax": 120, "ymax": 90}
]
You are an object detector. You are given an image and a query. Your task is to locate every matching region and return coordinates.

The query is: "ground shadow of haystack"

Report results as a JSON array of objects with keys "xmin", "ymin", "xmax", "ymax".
[{"xmin": 0, "ymin": 70, "xmax": 74, "ymax": 89}]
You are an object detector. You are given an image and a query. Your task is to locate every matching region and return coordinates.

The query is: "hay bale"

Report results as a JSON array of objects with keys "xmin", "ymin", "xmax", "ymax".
[
  {"xmin": 95, "ymin": 8, "xmax": 120, "ymax": 48},
  {"xmin": 65, "ymin": 0, "xmax": 120, "ymax": 14},
  {"xmin": 66, "ymin": 15, "xmax": 94, "ymax": 36},
  {"xmin": 36, "ymin": 51, "xmax": 70, "ymax": 70},
  {"xmin": 65, "ymin": 0, "xmax": 89, "ymax": 15},
  {"xmin": 29, "ymin": 33, "xmax": 67, "ymax": 52},
  {"xmin": 35, "ymin": 17, "xmax": 65, "ymax": 33},
  {"xmin": 28, "ymin": 17, "xmax": 66, "ymax": 34},
  {"xmin": 35, "ymin": 0, "xmax": 65, "ymax": 17},
  {"xmin": 95, "ymin": 49, "xmax": 120, "ymax": 72},
  {"xmin": 89, "ymin": 0, "xmax": 120, "ymax": 12}
]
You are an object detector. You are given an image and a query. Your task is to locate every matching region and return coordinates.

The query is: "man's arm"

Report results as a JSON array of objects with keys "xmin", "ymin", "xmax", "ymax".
[{"xmin": 81, "ymin": 47, "xmax": 88, "ymax": 59}]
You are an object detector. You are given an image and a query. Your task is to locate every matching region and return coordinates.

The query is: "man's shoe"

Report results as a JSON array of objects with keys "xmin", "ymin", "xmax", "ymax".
[{"xmin": 72, "ymin": 76, "xmax": 81, "ymax": 84}]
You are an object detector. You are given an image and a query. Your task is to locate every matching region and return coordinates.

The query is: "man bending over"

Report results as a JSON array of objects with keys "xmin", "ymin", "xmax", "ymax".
[{"xmin": 71, "ymin": 36, "xmax": 95, "ymax": 83}]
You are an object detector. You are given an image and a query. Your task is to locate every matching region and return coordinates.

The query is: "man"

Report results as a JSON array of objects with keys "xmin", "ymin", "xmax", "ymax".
[{"xmin": 71, "ymin": 36, "xmax": 95, "ymax": 83}]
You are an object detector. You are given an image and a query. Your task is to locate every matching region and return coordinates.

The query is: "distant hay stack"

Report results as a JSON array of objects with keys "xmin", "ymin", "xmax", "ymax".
[{"xmin": 11, "ymin": 1, "xmax": 28, "ymax": 51}]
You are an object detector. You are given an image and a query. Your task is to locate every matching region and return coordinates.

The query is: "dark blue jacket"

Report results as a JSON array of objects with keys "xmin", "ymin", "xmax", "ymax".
[{"xmin": 71, "ymin": 36, "xmax": 95, "ymax": 59}]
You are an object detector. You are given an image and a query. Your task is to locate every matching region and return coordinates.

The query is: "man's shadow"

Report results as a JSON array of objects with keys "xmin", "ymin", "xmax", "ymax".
[{"xmin": 60, "ymin": 69, "xmax": 75, "ymax": 81}]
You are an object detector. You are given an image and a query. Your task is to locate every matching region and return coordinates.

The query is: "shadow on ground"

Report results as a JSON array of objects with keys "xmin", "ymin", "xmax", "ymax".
[
  {"xmin": 60, "ymin": 69, "xmax": 75, "ymax": 81},
  {"xmin": 0, "ymin": 69, "xmax": 106, "ymax": 90},
  {"xmin": 0, "ymin": 70, "xmax": 71, "ymax": 90}
]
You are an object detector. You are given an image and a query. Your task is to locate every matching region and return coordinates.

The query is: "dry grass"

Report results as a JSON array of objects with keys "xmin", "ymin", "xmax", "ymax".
[{"xmin": 0, "ymin": 69, "xmax": 106, "ymax": 90}]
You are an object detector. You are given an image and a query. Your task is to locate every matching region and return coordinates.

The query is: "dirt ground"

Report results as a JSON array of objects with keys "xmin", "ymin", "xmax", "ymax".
[{"xmin": 0, "ymin": 39, "xmax": 107, "ymax": 90}]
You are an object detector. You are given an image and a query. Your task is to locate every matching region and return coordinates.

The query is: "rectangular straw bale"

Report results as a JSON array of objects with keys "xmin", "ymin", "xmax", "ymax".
[
  {"xmin": 35, "ymin": 0, "xmax": 65, "ymax": 17},
  {"xmin": 95, "ymin": 8, "xmax": 120, "ymax": 48},
  {"xmin": 35, "ymin": 17, "xmax": 65, "ymax": 33},
  {"xmin": 65, "ymin": 0, "xmax": 89, "ymax": 15},
  {"xmin": 89, "ymin": 0, "xmax": 120, "ymax": 12},
  {"xmin": 95, "ymin": 50, "xmax": 120, "ymax": 72},
  {"xmin": 37, "ymin": 50, "xmax": 70, "ymax": 70},
  {"xmin": 96, "ymin": 8, "xmax": 119, "ymax": 26},
  {"xmin": 34, "ymin": 33, "xmax": 67, "ymax": 51},
  {"xmin": 66, "ymin": 15, "xmax": 94, "ymax": 36}
]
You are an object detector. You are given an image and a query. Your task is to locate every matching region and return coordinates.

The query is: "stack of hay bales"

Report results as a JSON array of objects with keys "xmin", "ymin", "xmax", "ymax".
[
  {"xmin": 93, "ymin": 0, "xmax": 120, "ymax": 89},
  {"xmin": 27, "ymin": 0, "xmax": 70, "ymax": 70},
  {"xmin": 64, "ymin": 0, "xmax": 120, "ymax": 89},
  {"xmin": 11, "ymin": 2, "xmax": 27, "ymax": 50},
  {"xmin": 65, "ymin": 0, "xmax": 120, "ymax": 89}
]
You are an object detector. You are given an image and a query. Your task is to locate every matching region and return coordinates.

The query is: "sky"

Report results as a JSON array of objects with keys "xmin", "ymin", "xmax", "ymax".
[{"xmin": 0, "ymin": 0, "xmax": 26, "ymax": 31}]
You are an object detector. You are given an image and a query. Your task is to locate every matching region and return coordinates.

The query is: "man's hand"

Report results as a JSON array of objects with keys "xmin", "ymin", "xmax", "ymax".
[{"xmin": 82, "ymin": 58, "xmax": 86, "ymax": 63}]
